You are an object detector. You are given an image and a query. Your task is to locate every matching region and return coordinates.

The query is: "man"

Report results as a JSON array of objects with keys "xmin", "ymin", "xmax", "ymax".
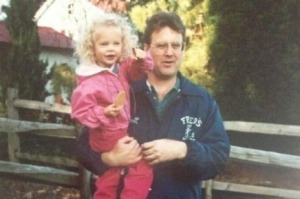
[{"xmin": 76, "ymin": 11, "xmax": 230, "ymax": 199}]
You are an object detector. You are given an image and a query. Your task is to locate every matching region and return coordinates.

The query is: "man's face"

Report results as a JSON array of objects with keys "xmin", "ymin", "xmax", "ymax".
[{"xmin": 145, "ymin": 27, "xmax": 184, "ymax": 80}]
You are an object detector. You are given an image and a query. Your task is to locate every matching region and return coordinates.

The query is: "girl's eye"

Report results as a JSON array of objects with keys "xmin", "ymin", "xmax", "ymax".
[{"xmin": 100, "ymin": 42, "xmax": 108, "ymax": 46}]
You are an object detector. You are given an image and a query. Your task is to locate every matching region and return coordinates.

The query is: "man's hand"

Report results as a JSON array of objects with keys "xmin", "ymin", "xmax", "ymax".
[
  {"xmin": 132, "ymin": 48, "xmax": 154, "ymax": 72},
  {"xmin": 141, "ymin": 139, "xmax": 187, "ymax": 165},
  {"xmin": 101, "ymin": 136, "xmax": 142, "ymax": 167}
]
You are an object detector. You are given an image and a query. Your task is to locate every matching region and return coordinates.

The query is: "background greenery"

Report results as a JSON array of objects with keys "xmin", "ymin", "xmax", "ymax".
[
  {"xmin": 206, "ymin": 0, "xmax": 300, "ymax": 124},
  {"xmin": 1, "ymin": 0, "xmax": 48, "ymax": 101},
  {"xmin": 0, "ymin": 0, "xmax": 299, "ymax": 125}
]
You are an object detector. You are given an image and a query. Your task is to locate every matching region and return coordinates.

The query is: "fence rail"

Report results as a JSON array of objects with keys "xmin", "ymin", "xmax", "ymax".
[
  {"xmin": 0, "ymin": 118, "xmax": 75, "ymax": 134},
  {"xmin": 207, "ymin": 180, "xmax": 300, "ymax": 199},
  {"xmin": 230, "ymin": 145, "xmax": 300, "ymax": 169},
  {"xmin": 224, "ymin": 121, "xmax": 300, "ymax": 137},
  {"xmin": 0, "ymin": 160, "xmax": 78, "ymax": 187},
  {"xmin": 1, "ymin": 88, "xmax": 299, "ymax": 199}
]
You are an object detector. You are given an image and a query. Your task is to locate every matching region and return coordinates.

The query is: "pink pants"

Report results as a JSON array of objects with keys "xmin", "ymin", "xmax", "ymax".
[{"xmin": 94, "ymin": 160, "xmax": 153, "ymax": 199}]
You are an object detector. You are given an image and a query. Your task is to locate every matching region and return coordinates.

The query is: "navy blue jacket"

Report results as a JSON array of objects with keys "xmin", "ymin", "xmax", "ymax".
[
  {"xmin": 75, "ymin": 73, "xmax": 230, "ymax": 199},
  {"xmin": 128, "ymin": 73, "xmax": 230, "ymax": 199}
]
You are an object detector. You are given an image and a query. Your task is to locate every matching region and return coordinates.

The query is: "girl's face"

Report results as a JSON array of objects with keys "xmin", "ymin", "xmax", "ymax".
[{"xmin": 92, "ymin": 25, "xmax": 123, "ymax": 68}]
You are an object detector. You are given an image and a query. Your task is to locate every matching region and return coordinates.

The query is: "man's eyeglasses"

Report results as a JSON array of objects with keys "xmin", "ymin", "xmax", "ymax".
[{"xmin": 151, "ymin": 42, "xmax": 184, "ymax": 55}]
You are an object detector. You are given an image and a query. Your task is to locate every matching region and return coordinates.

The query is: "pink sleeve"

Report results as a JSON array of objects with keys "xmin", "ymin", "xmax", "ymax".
[
  {"xmin": 71, "ymin": 85, "xmax": 112, "ymax": 129},
  {"xmin": 122, "ymin": 51, "xmax": 154, "ymax": 82}
]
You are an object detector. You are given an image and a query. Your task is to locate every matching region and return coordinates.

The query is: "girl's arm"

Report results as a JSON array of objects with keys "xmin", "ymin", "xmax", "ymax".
[{"xmin": 122, "ymin": 49, "xmax": 154, "ymax": 82}]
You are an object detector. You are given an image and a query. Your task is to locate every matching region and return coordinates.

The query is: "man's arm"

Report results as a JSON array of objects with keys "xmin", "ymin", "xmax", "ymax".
[
  {"xmin": 75, "ymin": 127, "xmax": 142, "ymax": 175},
  {"xmin": 176, "ymin": 100, "xmax": 230, "ymax": 180},
  {"xmin": 141, "ymin": 100, "xmax": 230, "ymax": 181},
  {"xmin": 75, "ymin": 127, "xmax": 108, "ymax": 175}
]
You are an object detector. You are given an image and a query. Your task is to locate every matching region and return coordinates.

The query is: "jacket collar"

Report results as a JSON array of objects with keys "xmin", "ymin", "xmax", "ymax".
[
  {"xmin": 132, "ymin": 72, "xmax": 205, "ymax": 97},
  {"xmin": 76, "ymin": 63, "xmax": 118, "ymax": 76}
]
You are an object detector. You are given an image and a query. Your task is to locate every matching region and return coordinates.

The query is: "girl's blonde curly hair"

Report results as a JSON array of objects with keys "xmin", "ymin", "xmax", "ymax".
[{"xmin": 74, "ymin": 11, "xmax": 138, "ymax": 64}]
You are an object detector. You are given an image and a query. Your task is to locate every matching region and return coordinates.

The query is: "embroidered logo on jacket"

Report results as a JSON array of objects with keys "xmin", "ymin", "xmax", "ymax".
[
  {"xmin": 181, "ymin": 116, "xmax": 202, "ymax": 141},
  {"xmin": 130, "ymin": 117, "xmax": 140, "ymax": 124}
]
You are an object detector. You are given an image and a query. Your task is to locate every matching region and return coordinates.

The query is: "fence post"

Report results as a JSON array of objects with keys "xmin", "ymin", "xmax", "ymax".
[
  {"xmin": 204, "ymin": 179, "xmax": 213, "ymax": 199},
  {"xmin": 78, "ymin": 165, "xmax": 94, "ymax": 199},
  {"xmin": 6, "ymin": 88, "xmax": 20, "ymax": 162}
]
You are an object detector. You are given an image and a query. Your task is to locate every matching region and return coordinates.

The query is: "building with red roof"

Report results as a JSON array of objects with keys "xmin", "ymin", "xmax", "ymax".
[
  {"xmin": 0, "ymin": 21, "xmax": 73, "ymax": 49},
  {"xmin": 0, "ymin": 21, "xmax": 76, "ymax": 74}
]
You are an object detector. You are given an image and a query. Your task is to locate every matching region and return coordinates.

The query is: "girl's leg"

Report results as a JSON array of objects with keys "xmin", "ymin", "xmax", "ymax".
[
  {"xmin": 121, "ymin": 160, "xmax": 153, "ymax": 199},
  {"xmin": 94, "ymin": 167, "xmax": 122, "ymax": 199}
]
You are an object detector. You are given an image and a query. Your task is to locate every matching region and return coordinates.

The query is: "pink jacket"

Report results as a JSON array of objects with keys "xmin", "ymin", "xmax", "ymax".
[{"xmin": 71, "ymin": 56, "xmax": 153, "ymax": 151}]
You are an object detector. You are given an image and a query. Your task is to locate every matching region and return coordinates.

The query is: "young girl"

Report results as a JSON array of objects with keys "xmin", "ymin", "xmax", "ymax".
[{"xmin": 71, "ymin": 11, "xmax": 153, "ymax": 199}]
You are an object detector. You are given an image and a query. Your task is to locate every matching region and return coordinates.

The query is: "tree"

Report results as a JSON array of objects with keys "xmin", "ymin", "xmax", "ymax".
[
  {"xmin": 46, "ymin": 62, "xmax": 76, "ymax": 104},
  {"xmin": 2, "ymin": 0, "xmax": 47, "ymax": 101},
  {"xmin": 206, "ymin": 0, "xmax": 300, "ymax": 124}
]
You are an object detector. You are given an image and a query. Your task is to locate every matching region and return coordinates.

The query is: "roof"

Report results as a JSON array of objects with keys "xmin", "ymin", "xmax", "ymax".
[
  {"xmin": 0, "ymin": 21, "xmax": 73, "ymax": 49},
  {"xmin": 0, "ymin": 21, "xmax": 10, "ymax": 43},
  {"xmin": 33, "ymin": 0, "xmax": 56, "ymax": 22}
]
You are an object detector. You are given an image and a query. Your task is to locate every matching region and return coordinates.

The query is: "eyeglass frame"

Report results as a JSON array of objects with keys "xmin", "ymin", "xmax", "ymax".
[{"xmin": 150, "ymin": 42, "xmax": 185, "ymax": 54}]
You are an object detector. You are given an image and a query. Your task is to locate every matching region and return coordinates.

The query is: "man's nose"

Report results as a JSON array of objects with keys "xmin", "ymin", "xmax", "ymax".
[{"xmin": 164, "ymin": 45, "xmax": 174, "ymax": 55}]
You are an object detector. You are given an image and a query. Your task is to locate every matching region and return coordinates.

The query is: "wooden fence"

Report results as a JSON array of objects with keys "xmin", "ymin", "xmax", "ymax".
[{"xmin": 1, "ymin": 88, "xmax": 300, "ymax": 199}]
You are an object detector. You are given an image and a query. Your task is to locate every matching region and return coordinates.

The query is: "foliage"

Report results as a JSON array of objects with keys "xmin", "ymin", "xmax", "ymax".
[
  {"xmin": 206, "ymin": 0, "xmax": 300, "ymax": 124},
  {"xmin": 1, "ymin": 0, "xmax": 48, "ymax": 101},
  {"xmin": 89, "ymin": 0, "xmax": 127, "ymax": 13},
  {"xmin": 0, "ymin": 43, "xmax": 9, "ymax": 110},
  {"xmin": 46, "ymin": 63, "xmax": 76, "ymax": 103}
]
